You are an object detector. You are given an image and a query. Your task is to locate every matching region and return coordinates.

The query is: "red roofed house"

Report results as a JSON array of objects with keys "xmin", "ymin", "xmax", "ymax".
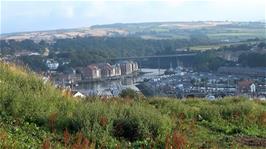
[{"xmin": 237, "ymin": 80, "xmax": 253, "ymax": 94}]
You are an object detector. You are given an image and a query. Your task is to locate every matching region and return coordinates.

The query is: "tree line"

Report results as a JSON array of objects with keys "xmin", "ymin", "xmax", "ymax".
[{"xmin": 1, "ymin": 37, "xmax": 265, "ymax": 72}]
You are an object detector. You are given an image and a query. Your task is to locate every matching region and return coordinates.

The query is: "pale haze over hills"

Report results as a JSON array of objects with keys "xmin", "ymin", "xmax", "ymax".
[{"xmin": 1, "ymin": 0, "xmax": 265, "ymax": 34}]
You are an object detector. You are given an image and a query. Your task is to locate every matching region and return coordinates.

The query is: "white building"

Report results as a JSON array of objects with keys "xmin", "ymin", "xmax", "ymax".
[
  {"xmin": 46, "ymin": 59, "xmax": 59, "ymax": 70},
  {"xmin": 71, "ymin": 91, "xmax": 86, "ymax": 98}
]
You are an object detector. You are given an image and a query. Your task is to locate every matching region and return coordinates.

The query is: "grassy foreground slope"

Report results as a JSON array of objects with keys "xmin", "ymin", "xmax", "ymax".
[{"xmin": 0, "ymin": 62, "xmax": 266, "ymax": 148}]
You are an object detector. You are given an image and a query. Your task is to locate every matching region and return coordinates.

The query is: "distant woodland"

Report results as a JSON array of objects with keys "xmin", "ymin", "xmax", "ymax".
[{"xmin": 1, "ymin": 37, "xmax": 266, "ymax": 72}]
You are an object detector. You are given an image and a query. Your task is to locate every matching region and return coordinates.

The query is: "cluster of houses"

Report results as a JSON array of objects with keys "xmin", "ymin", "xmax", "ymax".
[
  {"xmin": 80, "ymin": 61, "xmax": 139, "ymax": 80},
  {"xmin": 140, "ymin": 67, "xmax": 266, "ymax": 99},
  {"xmin": 218, "ymin": 67, "xmax": 266, "ymax": 77}
]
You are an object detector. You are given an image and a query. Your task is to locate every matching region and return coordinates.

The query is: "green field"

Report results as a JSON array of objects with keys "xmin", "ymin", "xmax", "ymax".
[
  {"xmin": 189, "ymin": 40, "xmax": 264, "ymax": 51},
  {"xmin": 207, "ymin": 30, "xmax": 266, "ymax": 40},
  {"xmin": 189, "ymin": 45, "xmax": 221, "ymax": 51},
  {"xmin": 1, "ymin": 62, "xmax": 266, "ymax": 148},
  {"xmin": 93, "ymin": 22, "xmax": 266, "ymax": 41}
]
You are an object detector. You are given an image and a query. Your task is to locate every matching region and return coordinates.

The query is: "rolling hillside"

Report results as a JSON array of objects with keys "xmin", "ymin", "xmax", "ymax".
[
  {"xmin": 1, "ymin": 21, "xmax": 265, "ymax": 42},
  {"xmin": 0, "ymin": 61, "xmax": 266, "ymax": 148}
]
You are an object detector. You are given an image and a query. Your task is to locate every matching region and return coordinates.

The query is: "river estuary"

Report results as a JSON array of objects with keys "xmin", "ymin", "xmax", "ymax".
[{"xmin": 73, "ymin": 68, "xmax": 165, "ymax": 96}]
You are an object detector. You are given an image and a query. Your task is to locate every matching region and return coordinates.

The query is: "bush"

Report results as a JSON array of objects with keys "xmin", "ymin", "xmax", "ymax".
[
  {"xmin": 113, "ymin": 117, "xmax": 141, "ymax": 141},
  {"xmin": 73, "ymin": 99, "xmax": 173, "ymax": 144},
  {"xmin": 119, "ymin": 88, "xmax": 139, "ymax": 99}
]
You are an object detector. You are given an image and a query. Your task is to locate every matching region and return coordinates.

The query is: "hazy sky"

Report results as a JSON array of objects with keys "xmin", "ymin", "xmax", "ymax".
[{"xmin": 1, "ymin": 0, "xmax": 265, "ymax": 34}]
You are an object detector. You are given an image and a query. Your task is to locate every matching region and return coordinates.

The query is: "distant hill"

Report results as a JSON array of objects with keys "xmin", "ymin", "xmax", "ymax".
[
  {"xmin": 0, "ymin": 27, "xmax": 128, "ymax": 43},
  {"xmin": 1, "ymin": 21, "xmax": 265, "ymax": 42}
]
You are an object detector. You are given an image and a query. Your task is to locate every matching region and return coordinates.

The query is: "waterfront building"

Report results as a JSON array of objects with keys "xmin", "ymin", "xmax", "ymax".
[
  {"xmin": 97, "ymin": 63, "xmax": 116, "ymax": 78},
  {"xmin": 113, "ymin": 64, "xmax": 122, "ymax": 76},
  {"xmin": 129, "ymin": 61, "xmax": 139, "ymax": 72},
  {"xmin": 119, "ymin": 61, "xmax": 133, "ymax": 75},
  {"xmin": 82, "ymin": 64, "xmax": 101, "ymax": 80}
]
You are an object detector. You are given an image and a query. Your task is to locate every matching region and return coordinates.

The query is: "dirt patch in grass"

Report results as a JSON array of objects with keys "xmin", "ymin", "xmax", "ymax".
[{"xmin": 236, "ymin": 136, "xmax": 266, "ymax": 147}]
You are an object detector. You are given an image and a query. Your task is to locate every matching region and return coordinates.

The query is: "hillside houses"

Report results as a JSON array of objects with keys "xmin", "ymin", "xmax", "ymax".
[{"xmin": 81, "ymin": 61, "xmax": 138, "ymax": 80}]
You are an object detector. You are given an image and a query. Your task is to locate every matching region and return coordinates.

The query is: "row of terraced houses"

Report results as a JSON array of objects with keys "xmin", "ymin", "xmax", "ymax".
[{"xmin": 81, "ymin": 61, "xmax": 138, "ymax": 80}]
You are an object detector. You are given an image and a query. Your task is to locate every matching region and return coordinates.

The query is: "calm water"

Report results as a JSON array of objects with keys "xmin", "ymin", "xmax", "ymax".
[{"xmin": 74, "ymin": 68, "xmax": 165, "ymax": 95}]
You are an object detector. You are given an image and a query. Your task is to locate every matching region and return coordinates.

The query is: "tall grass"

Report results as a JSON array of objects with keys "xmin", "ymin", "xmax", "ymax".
[
  {"xmin": 1, "ymin": 62, "xmax": 266, "ymax": 148},
  {"xmin": 0, "ymin": 62, "xmax": 172, "ymax": 147}
]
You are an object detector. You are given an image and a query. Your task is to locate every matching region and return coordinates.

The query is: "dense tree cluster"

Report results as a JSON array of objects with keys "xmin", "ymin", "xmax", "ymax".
[
  {"xmin": 1, "ymin": 37, "xmax": 194, "ymax": 68},
  {"xmin": 19, "ymin": 55, "xmax": 47, "ymax": 72},
  {"xmin": 0, "ymin": 39, "xmax": 44, "ymax": 54},
  {"xmin": 238, "ymin": 53, "xmax": 266, "ymax": 67},
  {"xmin": 53, "ymin": 37, "xmax": 191, "ymax": 56},
  {"xmin": 1, "ymin": 37, "xmax": 265, "ymax": 72}
]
